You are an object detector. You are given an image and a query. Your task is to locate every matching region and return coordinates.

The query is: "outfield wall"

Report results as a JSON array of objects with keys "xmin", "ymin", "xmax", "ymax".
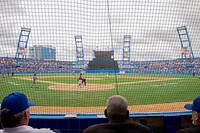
[{"xmin": 85, "ymin": 69, "xmax": 119, "ymax": 73}]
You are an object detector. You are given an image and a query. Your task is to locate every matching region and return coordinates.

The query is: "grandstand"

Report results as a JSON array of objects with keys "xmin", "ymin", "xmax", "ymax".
[{"xmin": 1, "ymin": 56, "xmax": 199, "ymax": 75}]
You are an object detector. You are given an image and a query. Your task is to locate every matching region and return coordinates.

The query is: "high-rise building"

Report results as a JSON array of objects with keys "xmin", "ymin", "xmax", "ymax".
[{"xmin": 29, "ymin": 45, "xmax": 56, "ymax": 60}]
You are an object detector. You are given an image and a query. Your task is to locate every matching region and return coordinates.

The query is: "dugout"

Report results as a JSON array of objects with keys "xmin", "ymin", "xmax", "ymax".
[{"xmin": 0, "ymin": 111, "xmax": 191, "ymax": 133}]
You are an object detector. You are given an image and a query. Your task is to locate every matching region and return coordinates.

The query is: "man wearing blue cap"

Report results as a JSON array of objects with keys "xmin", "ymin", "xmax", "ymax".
[
  {"xmin": 0, "ymin": 92, "xmax": 55, "ymax": 133},
  {"xmin": 178, "ymin": 96, "xmax": 200, "ymax": 133}
]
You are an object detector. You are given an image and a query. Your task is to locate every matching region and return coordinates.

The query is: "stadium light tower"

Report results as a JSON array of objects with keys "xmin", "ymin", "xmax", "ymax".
[
  {"xmin": 75, "ymin": 35, "xmax": 84, "ymax": 64},
  {"xmin": 15, "ymin": 27, "xmax": 31, "ymax": 59},
  {"xmin": 177, "ymin": 26, "xmax": 194, "ymax": 62},
  {"xmin": 122, "ymin": 35, "xmax": 131, "ymax": 65}
]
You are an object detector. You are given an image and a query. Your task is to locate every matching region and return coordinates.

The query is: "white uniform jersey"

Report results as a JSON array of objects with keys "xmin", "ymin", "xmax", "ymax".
[{"xmin": 0, "ymin": 125, "xmax": 55, "ymax": 133}]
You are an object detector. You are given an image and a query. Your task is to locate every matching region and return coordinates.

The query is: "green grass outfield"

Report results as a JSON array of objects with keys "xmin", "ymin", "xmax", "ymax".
[{"xmin": 0, "ymin": 73, "xmax": 200, "ymax": 107}]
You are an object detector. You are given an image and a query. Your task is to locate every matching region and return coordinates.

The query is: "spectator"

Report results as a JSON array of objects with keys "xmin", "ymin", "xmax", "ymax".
[
  {"xmin": 0, "ymin": 92, "xmax": 55, "ymax": 133},
  {"xmin": 140, "ymin": 118, "xmax": 154, "ymax": 133},
  {"xmin": 177, "ymin": 96, "xmax": 200, "ymax": 133},
  {"xmin": 82, "ymin": 95, "xmax": 151, "ymax": 133}
]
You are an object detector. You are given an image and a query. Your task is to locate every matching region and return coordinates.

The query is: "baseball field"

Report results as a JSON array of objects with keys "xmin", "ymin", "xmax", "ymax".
[{"xmin": 0, "ymin": 73, "xmax": 199, "ymax": 114}]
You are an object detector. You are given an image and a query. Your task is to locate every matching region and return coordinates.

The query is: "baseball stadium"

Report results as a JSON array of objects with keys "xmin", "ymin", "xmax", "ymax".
[{"xmin": 0, "ymin": 0, "xmax": 200, "ymax": 133}]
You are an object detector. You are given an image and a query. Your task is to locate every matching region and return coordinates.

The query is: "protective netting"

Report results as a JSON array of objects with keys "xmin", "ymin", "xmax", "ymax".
[{"xmin": 0, "ymin": 0, "xmax": 200, "ymax": 114}]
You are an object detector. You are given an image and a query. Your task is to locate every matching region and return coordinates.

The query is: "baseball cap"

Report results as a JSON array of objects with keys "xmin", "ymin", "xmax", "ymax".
[
  {"xmin": 184, "ymin": 96, "xmax": 200, "ymax": 113},
  {"xmin": 0, "ymin": 92, "xmax": 35, "ymax": 116}
]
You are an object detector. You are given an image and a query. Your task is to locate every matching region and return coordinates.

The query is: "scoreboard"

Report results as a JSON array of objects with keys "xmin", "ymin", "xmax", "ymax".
[{"xmin": 95, "ymin": 51, "xmax": 113, "ymax": 58}]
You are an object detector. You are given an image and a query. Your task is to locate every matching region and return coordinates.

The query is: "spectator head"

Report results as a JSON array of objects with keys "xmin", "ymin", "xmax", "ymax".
[
  {"xmin": 104, "ymin": 95, "xmax": 129, "ymax": 121},
  {"xmin": 0, "ymin": 92, "xmax": 35, "ymax": 128},
  {"xmin": 184, "ymin": 96, "xmax": 200, "ymax": 125}
]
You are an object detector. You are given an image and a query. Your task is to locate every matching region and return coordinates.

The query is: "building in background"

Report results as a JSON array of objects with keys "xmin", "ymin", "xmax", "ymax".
[{"xmin": 29, "ymin": 45, "xmax": 56, "ymax": 60}]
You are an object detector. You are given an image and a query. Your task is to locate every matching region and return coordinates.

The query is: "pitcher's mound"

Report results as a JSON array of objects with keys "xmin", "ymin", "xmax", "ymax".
[{"xmin": 49, "ymin": 84, "xmax": 115, "ymax": 91}]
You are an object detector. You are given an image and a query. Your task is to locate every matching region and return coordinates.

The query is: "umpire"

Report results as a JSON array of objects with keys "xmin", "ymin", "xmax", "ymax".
[{"xmin": 82, "ymin": 77, "xmax": 86, "ymax": 86}]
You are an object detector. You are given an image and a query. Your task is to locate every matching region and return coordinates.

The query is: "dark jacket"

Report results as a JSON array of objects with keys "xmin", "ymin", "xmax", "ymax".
[
  {"xmin": 82, "ymin": 120, "xmax": 151, "ymax": 133},
  {"xmin": 177, "ymin": 127, "xmax": 200, "ymax": 133}
]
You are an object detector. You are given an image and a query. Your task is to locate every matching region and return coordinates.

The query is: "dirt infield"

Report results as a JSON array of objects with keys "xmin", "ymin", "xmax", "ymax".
[
  {"xmin": 15, "ymin": 75, "xmax": 187, "ymax": 113},
  {"xmin": 16, "ymin": 75, "xmax": 182, "ymax": 91},
  {"xmin": 49, "ymin": 84, "xmax": 114, "ymax": 91},
  {"xmin": 30, "ymin": 102, "xmax": 190, "ymax": 114}
]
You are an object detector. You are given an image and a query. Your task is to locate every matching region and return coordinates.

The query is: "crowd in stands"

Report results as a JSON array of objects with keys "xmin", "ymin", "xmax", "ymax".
[
  {"xmin": 0, "ymin": 57, "xmax": 200, "ymax": 75},
  {"xmin": 119, "ymin": 58, "xmax": 200, "ymax": 75},
  {"xmin": 0, "ymin": 57, "xmax": 73, "ymax": 74}
]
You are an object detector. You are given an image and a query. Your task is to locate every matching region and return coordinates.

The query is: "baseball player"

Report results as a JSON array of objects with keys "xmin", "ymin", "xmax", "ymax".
[
  {"xmin": 117, "ymin": 72, "xmax": 121, "ymax": 78},
  {"xmin": 31, "ymin": 73, "xmax": 38, "ymax": 88},
  {"xmin": 82, "ymin": 75, "xmax": 86, "ymax": 86},
  {"xmin": 77, "ymin": 73, "xmax": 83, "ymax": 88}
]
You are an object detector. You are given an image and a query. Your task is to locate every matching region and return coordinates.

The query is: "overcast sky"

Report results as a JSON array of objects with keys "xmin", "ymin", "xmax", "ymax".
[{"xmin": 0, "ymin": 0, "xmax": 200, "ymax": 61}]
